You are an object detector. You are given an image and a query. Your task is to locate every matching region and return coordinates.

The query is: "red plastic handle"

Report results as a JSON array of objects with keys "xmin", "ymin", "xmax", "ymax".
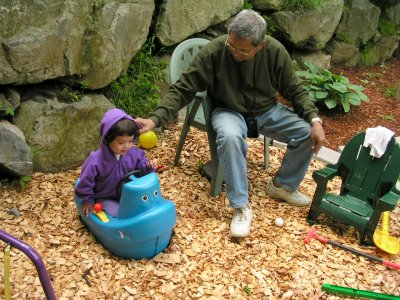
[{"xmin": 383, "ymin": 260, "xmax": 400, "ymax": 269}]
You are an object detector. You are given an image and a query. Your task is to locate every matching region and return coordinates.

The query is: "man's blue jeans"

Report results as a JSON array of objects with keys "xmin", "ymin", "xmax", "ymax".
[{"xmin": 211, "ymin": 104, "xmax": 313, "ymax": 208}]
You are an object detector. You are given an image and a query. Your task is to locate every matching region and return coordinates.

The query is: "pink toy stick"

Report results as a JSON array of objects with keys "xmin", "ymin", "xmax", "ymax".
[{"xmin": 304, "ymin": 227, "xmax": 400, "ymax": 270}]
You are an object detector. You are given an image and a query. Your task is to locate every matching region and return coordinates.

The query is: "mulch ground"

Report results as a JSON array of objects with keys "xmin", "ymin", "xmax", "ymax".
[{"xmin": 1, "ymin": 121, "xmax": 400, "ymax": 299}]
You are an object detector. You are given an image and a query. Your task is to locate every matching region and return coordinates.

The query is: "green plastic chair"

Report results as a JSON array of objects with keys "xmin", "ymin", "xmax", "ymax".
[
  {"xmin": 170, "ymin": 38, "xmax": 271, "ymax": 197},
  {"xmin": 307, "ymin": 132, "xmax": 400, "ymax": 245}
]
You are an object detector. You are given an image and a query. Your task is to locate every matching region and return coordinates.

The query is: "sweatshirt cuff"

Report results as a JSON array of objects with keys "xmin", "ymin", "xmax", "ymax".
[
  {"xmin": 82, "ymin": 198, "xmax": 94, "ymax": 206},
  {"xmin": 149, "ymin": 116, "xmax": 161, "ymax": 128},
  {"xmin": 307, "ymin": 113, "xmax": 319, "ymax": 123}
]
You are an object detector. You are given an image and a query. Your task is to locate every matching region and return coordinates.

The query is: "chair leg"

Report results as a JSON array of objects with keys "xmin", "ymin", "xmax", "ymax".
[
  {"xmin": 264, "ymin": 136, "xmax": 270, "ymax": 170},
  {"xmin": 210, "ymin": 161, "xmax": 223, "ymax": 197},
  {"xmin": 173, "ymin": 124, "xmax": 190, "ymax": 165},
  {"xmin": 360, "ymin": 213, "xmax": 382, "ymax": 245},
  {"xmin": 208, "ymin": 130, "xmax": 223, "ymax": 197},
  {"xmin": 173, "ymin": 99, "xmax": 202, "ymax": 166},
  {"xmin": 306, "ymin": 208, "xmax": 320, "ymax": 225}
]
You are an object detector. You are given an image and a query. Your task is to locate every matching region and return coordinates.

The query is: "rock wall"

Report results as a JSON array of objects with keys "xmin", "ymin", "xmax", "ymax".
[
  {"xmin": 0, "ymin": 0, "xmax": 399, "ymax": 176},
  {"xmin": 0, "ymin": 0, "xmax": 155, "ymax": 89}
]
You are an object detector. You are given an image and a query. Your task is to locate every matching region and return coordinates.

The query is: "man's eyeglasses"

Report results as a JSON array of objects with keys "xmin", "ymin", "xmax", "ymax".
[{"xmin": 225, "ymin": 39, "xmax": 255, "ymax": 57}]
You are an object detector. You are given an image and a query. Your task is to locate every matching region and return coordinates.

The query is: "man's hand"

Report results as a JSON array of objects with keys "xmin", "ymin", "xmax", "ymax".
[
  {"xmin": 135, "ymin": 118, "xmax": 156, "ymax": 134},
  {"xmin": 311, "ymin": 122, "xmax": 325, "ymax": 154}
]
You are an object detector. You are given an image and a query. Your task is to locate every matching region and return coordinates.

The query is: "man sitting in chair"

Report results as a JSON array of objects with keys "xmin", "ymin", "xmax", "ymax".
[{"xmin": 136, "ymin": 9, "xmax": 325, "ymax": 238}]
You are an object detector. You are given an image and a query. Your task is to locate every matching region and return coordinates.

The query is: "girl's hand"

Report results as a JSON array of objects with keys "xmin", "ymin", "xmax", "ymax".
[
  {"xmin": 147, "ymin": 159, "xmax": 158, "ymax": 170},
  {"xmin": 82, "ymin": 203, "xmax": 93, "ymax": 217}
]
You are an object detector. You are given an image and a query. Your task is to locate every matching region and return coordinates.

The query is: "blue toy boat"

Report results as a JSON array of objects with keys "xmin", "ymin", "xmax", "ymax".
[{"xmin": 75, "ymin": 172, "xmax": 176, "ymax": 259}]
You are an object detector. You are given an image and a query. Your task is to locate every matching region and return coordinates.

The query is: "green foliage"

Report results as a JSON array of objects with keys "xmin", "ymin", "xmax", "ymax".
[
  {"xmin": 335, "ymin": 33, "xmax": 354, "ymax": 45},
  {"xmin": 242, "ymin": 0, "xmax": 253, "ymax": 9},
  {"xmin": 296, "ymin": 62, "xmax": 368, "ymax": 113},
  {"xmin": 282, "ymin": 0, "xmax": 324, "ymax": 11},
  {"xmin": 384, "ymin": 86, "xmax": 395, "ymax": 98},
  {"xmin": 243, "ymin": 287, "xmax": 252, "ymax": 295},
  {"xmin": 263, "ymin": 15, "xmax": 280, "ymax": 39},
  {"xmin": 19, "ymin": 175, "xmax": 31, "ymax": 189},
  {"xmin": 378, "ymin": 19, "xmax": 397, "ymax": 37},
  {"xmin": 360, "ymin": 41, "xmax": 375, "ymax": 66},
  {"xmin": 30, "ymin": 146, "xmax": 36, "ymax": 159},
  {"xmin": 103, "ymin": 38, "xmax": 167, "ymax": 118},
  {"xmin": 57, "ymin": 84, "xmax": 85, "ymax": 103},
  {"xmin": 0, "ymin": 102, "xmax": 15, "ymax": 116},
  {"xmin": 379, "ymin": 114, "xmax": 395, "ymax": 121}
]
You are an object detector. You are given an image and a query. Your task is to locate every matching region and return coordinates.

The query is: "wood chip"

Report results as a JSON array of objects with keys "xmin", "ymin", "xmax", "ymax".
[{"xmin": 1, "ymin": 123, "xmax": 399, "ymax": 299}]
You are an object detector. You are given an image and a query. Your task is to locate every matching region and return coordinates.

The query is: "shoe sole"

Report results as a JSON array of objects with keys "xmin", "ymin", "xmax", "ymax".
[{"xmin": 230, "ymin": 231, "xmax": 250, "ymax": 238}]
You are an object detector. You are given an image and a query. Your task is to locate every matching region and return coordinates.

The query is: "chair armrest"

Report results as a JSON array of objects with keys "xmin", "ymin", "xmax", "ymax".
[
  {"xmin": 310, "ymin": 166, "xmax": 339, "ymax": 208},
  {"xmin": 312, "ymin": 166, "xmax": 338, "ymax": 185},
  {"xmin": 378, "ymin": 190, "xmax": 400, "ymax": 211}
]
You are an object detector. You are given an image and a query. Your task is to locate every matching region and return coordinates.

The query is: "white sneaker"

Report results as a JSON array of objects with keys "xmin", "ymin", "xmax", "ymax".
[
  {"xmin": 230, "ymin": 205, "xmax": 253, "ymax": 238},
  {"xmin": 267, "ymin": 180, "xmax": 311, "ymax": 207}
]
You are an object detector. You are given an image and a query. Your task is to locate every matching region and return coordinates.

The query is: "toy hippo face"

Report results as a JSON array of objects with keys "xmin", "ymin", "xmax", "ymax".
[
  {"xmin": 118, "ymin": 173, "xmax": 163, "ymax": 218},
  {"xmin": 137, "ymin": 184, "xmax": 162, "ymax": 207}
]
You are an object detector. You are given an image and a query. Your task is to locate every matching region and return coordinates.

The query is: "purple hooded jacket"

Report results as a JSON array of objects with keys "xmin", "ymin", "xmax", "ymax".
[{"xmin": 74, "ymin": 108, "xmax": 154, "ymax": 205}]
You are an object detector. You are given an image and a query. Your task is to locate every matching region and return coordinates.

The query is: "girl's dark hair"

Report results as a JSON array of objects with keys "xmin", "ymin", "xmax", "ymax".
[{"xmin": 104, "ymin": 118, "xmax": 139, "ymax": 144}]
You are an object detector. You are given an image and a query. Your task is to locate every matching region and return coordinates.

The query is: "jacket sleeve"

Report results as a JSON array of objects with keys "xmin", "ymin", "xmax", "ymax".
[
  {"xmin": 74, "ymin": 158, "xmax": 98, "ymax": 205},
  {"xmin": 129, "ymin": 147, "xmax": 156, "ymax": 175},
  {"xmin": 149, "ymin": 48, "xmax": 212, "ymax": 127},
  {"xmin": 274, "ymin": 45, "xmax": 319, "ymax": 122}
]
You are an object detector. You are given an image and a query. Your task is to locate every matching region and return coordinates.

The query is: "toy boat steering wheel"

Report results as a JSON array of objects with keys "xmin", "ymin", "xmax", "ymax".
[{"xmin": 116, "ymin": 170, "xmax": 144, "ymax": 197}]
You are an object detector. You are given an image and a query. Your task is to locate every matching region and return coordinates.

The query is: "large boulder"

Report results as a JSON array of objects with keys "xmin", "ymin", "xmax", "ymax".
[
  {"xmin": 361, "ymin": 35, "xmax": 400, "ymax": 65},
  {"xmin": 335, "ymin": 0, "xmax": 381, "ymax": 46},
  {"xmin": 0, "ymin": 120, "xmax": 32, "ymax": 177},
  {"xmin": 0, "ymin": 0, "xmax": 155, "ymax": 89},
  {"xmin": 155, "ymin": 0, "xmax": 242, "ymax": 46},
  {"xmin": 329, "ymin": 41, "xmax": 361, "ymax": 66},
  {"xmin": 271, "ymin": 0, "xmax": 344, "ymax": 50},
  {"xmin": 294, "ymin": 51, "xmax": 331, "ymax": 70},
  {"xmin": 13, "ymin": 94, "xmax": 114, "ymax": 172},
  {"xmin": 383, "ymin": 2, "xmax": 400, "ymax": 28},
  {"xmin": 252, "ymin": 0, "xmax": 285, "ymax": 11}
]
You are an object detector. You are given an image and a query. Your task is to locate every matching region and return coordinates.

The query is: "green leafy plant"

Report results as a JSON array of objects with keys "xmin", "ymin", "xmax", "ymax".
[
  {"xmin": 243, "ymin": 287, "xmax": 252, "ymax": 295},
  {"xmin": 0, "ymin": 102, "xmax": 15, "ymax": 116},
  {"xmin": 296, "ymin": 62, "xmax": 368, "ymax": 113},
  {"xmin": 384, "ymin": 86, "xmax": 395, "ymax": 98},
  {"xmin": 19, "ymin": 175, "xmax": 32, "ymax": 189},
  {"xmin": 103, "ymin": 38, "xmax": 167, "ymax": 117},
  {"xmin": 242, "ymin": 0, "xmax": 253, "ymax": 9},
  {"xmin": 58, "ymin": 85, "xmax": 83, "ymax": 103},
  {"xmin": 379, "ymin": 114, "xmax": 395, "ymax": 121},
  {"xmin": 263, "ymin": 15, "xmax": 280, "ymax": 39},
  {"xmin": 378, "ymin": 18, "xmax": 397, "ymax": 37},
  {"xmin": 282, "ymin": 0, "xmax": 324, "ymax": 10},
  {"xmin": 335, "ymin": 33, "xmax": 354, "ymax": 45},
  {"xmin": 360, "ymin": 41, "xmax": 375, "ymax": 66}
]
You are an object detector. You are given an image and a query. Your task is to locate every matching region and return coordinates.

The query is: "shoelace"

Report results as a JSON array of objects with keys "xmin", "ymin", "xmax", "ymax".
[{"xmin": 234, "ymin": 207, "xmax": 249, "ymax": 222}]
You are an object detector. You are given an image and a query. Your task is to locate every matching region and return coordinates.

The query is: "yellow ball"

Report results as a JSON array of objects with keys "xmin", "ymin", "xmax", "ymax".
[{"xmin": 139, "ymin": 131, "xmax": 158, "ymax": 149}]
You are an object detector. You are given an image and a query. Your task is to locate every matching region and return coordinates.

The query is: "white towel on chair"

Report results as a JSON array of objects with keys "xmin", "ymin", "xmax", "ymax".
[{"xmin": 363, "ymin": 126, "xmax": 394, "ymax": 158}]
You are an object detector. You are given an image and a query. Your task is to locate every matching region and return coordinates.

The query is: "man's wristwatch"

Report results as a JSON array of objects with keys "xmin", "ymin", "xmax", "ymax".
[{"xmin": 311, "ymin": 117, "xmax": 322, "ymax": 125}]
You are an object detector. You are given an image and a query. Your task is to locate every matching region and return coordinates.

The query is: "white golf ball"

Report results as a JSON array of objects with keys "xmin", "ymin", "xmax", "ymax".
[{"xmin": 275, "ymin": 217, "xmax": 284, "ymax": 227}]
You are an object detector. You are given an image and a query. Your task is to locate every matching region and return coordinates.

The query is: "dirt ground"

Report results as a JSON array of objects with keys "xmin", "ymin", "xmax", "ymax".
[
  {"xmin": 0, "ymin": 58, "xmax": 399, "ymax": 299},
  {"xmin": 322, "ymin": 57, "xmax": 400, "ymax": 150}
]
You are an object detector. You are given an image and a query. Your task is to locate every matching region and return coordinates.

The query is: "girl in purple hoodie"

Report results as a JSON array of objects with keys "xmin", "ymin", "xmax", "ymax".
[{"xmin": 74, "ymin": 108, "xmax": 156, "ymax": 217}]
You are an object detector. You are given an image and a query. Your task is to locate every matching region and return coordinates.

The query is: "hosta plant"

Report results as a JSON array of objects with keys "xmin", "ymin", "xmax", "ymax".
[{"xmin": 296, "ymin": 62, "xmax": 368, "ymax": 113}]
